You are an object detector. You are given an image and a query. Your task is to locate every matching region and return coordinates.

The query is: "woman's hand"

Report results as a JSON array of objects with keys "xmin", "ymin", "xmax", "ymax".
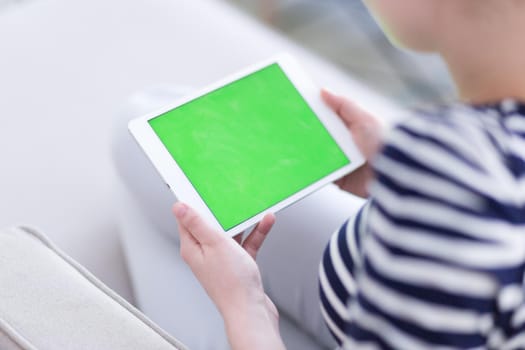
[
  {"xmin": 321, "ymin": 89, "xmax": 383, "ymax": 198},
  {"xmin": 173, "ymin": 202, "xmax": 285, "ymax": 350}
]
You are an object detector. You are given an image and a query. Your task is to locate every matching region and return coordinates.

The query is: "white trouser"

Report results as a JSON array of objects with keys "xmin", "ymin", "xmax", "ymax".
[{"xmin": 112, "ymin": 86, "xmax": 364, "ymax": 349}]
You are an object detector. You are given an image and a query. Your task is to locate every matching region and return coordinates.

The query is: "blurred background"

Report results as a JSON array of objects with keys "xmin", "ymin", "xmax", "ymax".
[{"xmin": 223, "ymin": 0, "xmax": 455, "ymax": 106}]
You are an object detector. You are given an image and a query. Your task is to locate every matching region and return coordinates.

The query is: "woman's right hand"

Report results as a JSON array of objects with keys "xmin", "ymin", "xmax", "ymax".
[{"xmin": 321, "ymin": 89, "xmax": 383, "ymax": 198}]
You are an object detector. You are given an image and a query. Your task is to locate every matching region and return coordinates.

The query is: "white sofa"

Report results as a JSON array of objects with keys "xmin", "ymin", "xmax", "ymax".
[{"xmin": 0, "ymin": 226, "xmax": 187, "ymax": 350}]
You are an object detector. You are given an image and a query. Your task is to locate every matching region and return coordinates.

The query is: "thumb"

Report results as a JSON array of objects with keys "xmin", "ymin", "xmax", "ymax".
[
  {"xmin": 242, "ymin": 213, "xmax": 275, "ymax": 260},
  {"xmin": 173, "ymin": 202, "xmax": 220, "ymax": 245},
  {"xmin": 321, "ymin": 89, "xmax": 367, "ymax": 128}
]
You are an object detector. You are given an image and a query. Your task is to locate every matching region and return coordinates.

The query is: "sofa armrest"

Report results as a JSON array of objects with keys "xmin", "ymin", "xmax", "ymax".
[{"xmin": 0, "ymin": 226, "xmax": 187, "ymax": 350}]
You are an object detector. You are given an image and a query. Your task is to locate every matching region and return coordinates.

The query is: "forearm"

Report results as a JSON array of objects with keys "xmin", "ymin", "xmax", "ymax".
[{"xmin": 223, "ymin": 300, "xmax": 286, "ymax": 350}]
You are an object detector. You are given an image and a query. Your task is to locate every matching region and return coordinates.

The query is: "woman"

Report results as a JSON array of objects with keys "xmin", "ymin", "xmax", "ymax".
[{"xmin": 173, "ymin": 1, "xmax": 525, "ymax": 348}]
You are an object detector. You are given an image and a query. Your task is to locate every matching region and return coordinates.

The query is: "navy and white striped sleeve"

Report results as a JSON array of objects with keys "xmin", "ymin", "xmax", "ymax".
[
  {"xmin": 319, "ymin": 201, "xmax": 372, "ymax": 344},
  {"xmin": 320, "ymin": 109, "xmax": 525, "ymax": 349}
]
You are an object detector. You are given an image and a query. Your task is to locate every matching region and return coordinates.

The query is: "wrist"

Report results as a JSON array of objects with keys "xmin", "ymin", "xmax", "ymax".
[
  {"xmin": 222, "ymin": 294, "xmax": 285, "ymax": 350},
  {"xmin": 222, "ymin": 290, "xmax": 270, "ymax": 331}
]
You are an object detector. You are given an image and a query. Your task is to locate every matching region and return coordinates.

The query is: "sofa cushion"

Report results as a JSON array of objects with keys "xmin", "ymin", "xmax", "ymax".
[{"xmin": 0, "ymin": 226, "xmax": 187, "ymax": 350}]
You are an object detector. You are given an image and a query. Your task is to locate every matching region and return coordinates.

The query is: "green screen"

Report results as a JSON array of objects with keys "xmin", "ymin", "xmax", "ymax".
[{"xmin": 149, "ymin": 63, "xmax": 350, "ymax": 230}]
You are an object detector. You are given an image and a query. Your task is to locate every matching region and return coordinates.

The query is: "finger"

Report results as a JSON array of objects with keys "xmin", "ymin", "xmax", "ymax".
[
  {"xmin": 172, "ymin": 202, "xmax": 219, "ymax": 245},
  {"xmin": 321, "ymin": 88, "xmax": 366, "ymax": 127},
  {"xmin": 233, "ymin": 232, "xmax": 244, "ymax": 245},
  {"xmin": 321, "ymin": 88, "xmax": 344, "ymax": 112},
  {"xmin": 334, "ymin": 177, "xmax": 345, "ymax": 189},
  {"xmin": 176, "ymin": 220, "xmax": 201, "ymax": 264},
  {"xmin": 242, "ymin": 213, "xmax": 276, "ymax": 260}
]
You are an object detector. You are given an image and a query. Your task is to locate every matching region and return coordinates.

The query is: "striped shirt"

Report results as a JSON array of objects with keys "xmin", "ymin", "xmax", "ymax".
[{"xmin": 319, "ymin": 100, "xmax": 525, "ymax": 349}]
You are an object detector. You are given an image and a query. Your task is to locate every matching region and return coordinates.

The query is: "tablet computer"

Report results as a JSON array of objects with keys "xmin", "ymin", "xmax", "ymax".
[{"xmin": 129, "ymin": 54, "xmax": 364, "ymax": 236}]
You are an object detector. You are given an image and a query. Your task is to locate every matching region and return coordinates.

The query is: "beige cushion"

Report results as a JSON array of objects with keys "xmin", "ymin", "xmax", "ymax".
[{"xmin": 0, "ymin": 226, "xmax": 188, "ymax": 350}]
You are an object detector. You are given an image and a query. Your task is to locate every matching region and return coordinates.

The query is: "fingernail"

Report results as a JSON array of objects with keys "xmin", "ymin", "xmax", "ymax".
[{"xmin": 173, "ymin": 202, "xmax": 188, "ymax": 218}]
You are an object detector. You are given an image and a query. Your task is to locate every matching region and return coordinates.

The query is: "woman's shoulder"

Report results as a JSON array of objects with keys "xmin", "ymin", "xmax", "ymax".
[
  {"xmin": 377, "ymin": 101, "xmax": 525, "ymax": 176},
  {"xmin": 387, "ymin": 103, "xmax": 491, "ymax": 149},
  {"xmin": 394, "ymin": 99, "xmax": 525, "ymax": 144},
  {"xmin": 370, "ymin": 100, "xmax": 525, "ymax": 224},
  {"xmin": 376, "ymin": 103, "xmax": 490, "ymax": 181}
]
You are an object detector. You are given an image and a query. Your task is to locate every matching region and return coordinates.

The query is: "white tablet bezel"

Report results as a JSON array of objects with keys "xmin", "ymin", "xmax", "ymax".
[{"xmin": 129, "ymin": 53, "xmax": 365, "ymax": 237}]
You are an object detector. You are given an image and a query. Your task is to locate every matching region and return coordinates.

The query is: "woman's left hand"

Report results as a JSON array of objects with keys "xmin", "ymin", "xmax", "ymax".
[{"xmin": 172, "ymin": 202, "xmax": 285, "ymax": 350}]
